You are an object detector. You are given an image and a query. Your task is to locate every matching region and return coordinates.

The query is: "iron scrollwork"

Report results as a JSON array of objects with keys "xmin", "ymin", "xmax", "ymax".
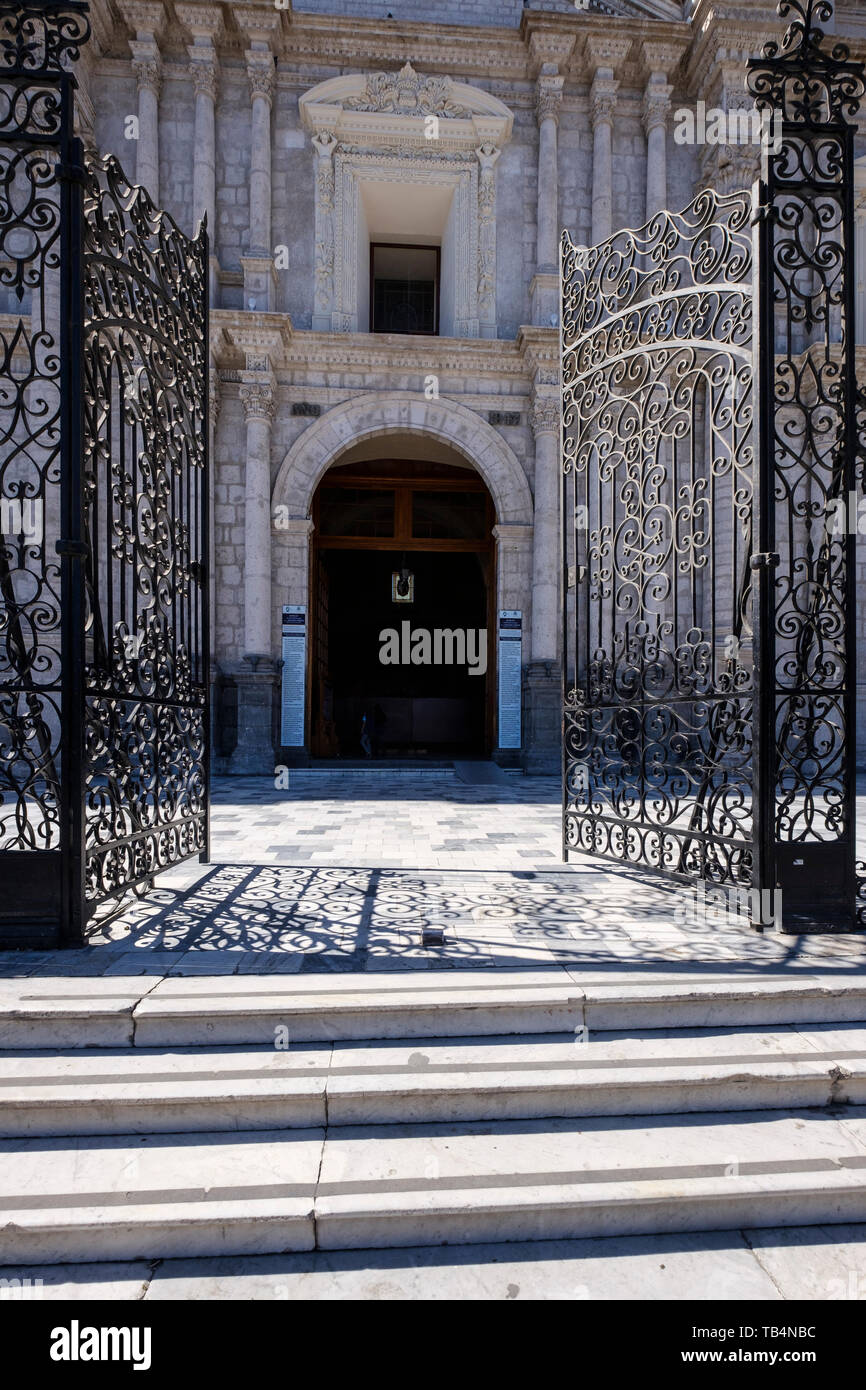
[
  {"xmin": 561, "ymin": 189, "xmax": 756, "ymax": 889},
  {"xmin": 81, "ymin": 153, "xmax": 209, "ymax": 908},
  {"xmin": 748, "ymin": 0, "xmax": 865, "ymax": 928}
]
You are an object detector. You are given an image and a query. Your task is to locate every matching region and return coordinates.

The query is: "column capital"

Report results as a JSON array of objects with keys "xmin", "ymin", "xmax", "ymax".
[
  {"xmin": 529, "ymin": 395, "xmax": 560, "ymax": 438},
  {"xmin": 643, "ymin": 79, "xmax": 673, "ymax": 136},
  {"xmin": 239, "ymin": 374, "xmax": 276, "ymax": 423},
  {"xmin": 130, "ymin": 39, "xmax": 162, "ymax": 97},
  {"xmin": 536, "ymin": 74, "xmax": 565, "ymax": 128},
  {"xmin": 189, "ymin": 51, "xmax": 219, "ymax": 101},
  {"xmin": 590, "ymin": 75, "xmax": 619, "ymax": 130},
  {"xmin": 246, "ymin": 50, "xmax": 275, "ymax": 106}
]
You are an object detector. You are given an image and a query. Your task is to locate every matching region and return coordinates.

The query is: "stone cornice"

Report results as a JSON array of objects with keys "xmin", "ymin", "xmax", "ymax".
[
  {"xmin": 117, "ymin": 0, "xmax": 165, "ymax": 40},
  {"xmin": 175, "ymin": 3, "xmax": 224, "ymax": 45},
  {"xmin": 211, "ymin": 312, "xmax": 530, "ymax": 379},
  {"xmin": 517, "ymin": 325, "xmax": 559, "ymax": 386}
]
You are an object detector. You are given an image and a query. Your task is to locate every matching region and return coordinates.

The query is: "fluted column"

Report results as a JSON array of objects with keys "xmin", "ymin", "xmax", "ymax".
[
  {"xmin": 239, "ymin": 373, "xmax": 275, "ymax": 660},
  {"xmin": 529, "ymin": 395, "xmax": 561, "ymax": 663},
  {"xmin": 643, "ymin": 78, "xmax": 672, "ymax": 219}
]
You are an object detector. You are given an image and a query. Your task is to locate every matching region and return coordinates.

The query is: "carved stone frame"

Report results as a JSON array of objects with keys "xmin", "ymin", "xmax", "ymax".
[{"xmin": 333, "ymin": 150, "xmax": 479, "ymax": 337}]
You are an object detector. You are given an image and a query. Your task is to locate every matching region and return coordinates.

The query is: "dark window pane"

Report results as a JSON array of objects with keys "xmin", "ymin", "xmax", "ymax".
[
  {"xmin": 319, "ymin": 488, "xmax": 395, "ymax": 537},
  {"xmin": 412, "ymin": 490, "xmax": 487, "ymax": 540},
  {"xmin": 372, "ymin": 245, "xmax": 438, "ymax": 335}
]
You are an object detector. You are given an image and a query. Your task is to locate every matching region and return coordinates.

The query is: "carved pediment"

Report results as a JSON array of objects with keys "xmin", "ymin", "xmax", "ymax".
[{"xmin": 300, "ymin": 65, "xmax": 513, "ymax": 150}]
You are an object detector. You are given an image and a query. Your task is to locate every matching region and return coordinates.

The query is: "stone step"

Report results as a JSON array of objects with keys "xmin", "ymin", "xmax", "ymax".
[
  {"xmin": 3, "ymin": 969, "xmax": 866, "ymax": 1049},
  {"xmin": 7, "ymin": 1223, "xmax": 866, "ymax": 1300},
  {"xmin": 4, "ymin": 1107, "xmax": 866, "ymax": 1265},
  {"xmin": 2, "ymin": 1025, "xmax": 865, "ymax": 1137}
]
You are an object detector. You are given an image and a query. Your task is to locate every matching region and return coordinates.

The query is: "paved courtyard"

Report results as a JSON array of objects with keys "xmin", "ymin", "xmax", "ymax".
[{"xmin": 2, "ymin": 767, "xmax": 863, "ymax": 978}]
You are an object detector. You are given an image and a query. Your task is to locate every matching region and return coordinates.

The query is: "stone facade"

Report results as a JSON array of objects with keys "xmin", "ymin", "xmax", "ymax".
[{"xmin": 76, "ymin": 0, "xmax": 866, "ymax": 772}]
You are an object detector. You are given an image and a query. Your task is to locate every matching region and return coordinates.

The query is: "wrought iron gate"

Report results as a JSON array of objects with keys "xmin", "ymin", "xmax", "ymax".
[
  {"xmin": 561, "ymin": 0, "xmax": 864, "ymax": 932},
  {"xmin": 0, "ymin": 2, "xmax": 209, "ymax": 947}
]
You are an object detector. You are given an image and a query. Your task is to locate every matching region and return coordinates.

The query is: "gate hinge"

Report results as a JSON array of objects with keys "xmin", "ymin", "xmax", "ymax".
[
  {"xmin": 189, "ymin": 561, "xmax": 206, "ymax": 586},
  {"xmin": 567, "ymin": 565, "xmax": 586, "ymax": 589},
  {"xmin": 750, "ymin": 551, "xmax": 780, "ymax": 570},
  {"xmin": 55, "ymin": 538, "xmax": 89, "ymax": 557}
]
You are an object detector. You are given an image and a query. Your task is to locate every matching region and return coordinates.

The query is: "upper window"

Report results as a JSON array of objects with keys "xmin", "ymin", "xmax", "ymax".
[{"xmin": 370, "ymin": 243, "xmax": 440, "ymax": 336}]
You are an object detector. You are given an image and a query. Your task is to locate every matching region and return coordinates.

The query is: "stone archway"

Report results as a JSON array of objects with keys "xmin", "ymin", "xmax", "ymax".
[
  {"xmin": 270, "ymin": 392, "xmax": 535, "ymax": 763},
  {"xmin": 272, "ymin": 392, "xmax": 533, "ymax": 527}
]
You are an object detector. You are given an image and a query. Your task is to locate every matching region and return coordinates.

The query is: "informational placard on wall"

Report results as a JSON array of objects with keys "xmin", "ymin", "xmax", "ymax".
[
  {"xmin": 280, "ymin": 605, "xmax": 306, "ymax": 747},
  {"xmin": 497, "ymin": 609, "xmax": 522, "ymax": 750}
]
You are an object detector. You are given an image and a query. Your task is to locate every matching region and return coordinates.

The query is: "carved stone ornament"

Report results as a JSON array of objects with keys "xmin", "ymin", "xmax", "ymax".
[{"xmin": 344, "ymin": 63, "xmax": 472, "ymax": 119}]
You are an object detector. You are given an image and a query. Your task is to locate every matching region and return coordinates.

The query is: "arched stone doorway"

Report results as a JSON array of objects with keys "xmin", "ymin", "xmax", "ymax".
[{"xmin": 271, "ymin": 394, "xmax": 534, "ymax": 764}]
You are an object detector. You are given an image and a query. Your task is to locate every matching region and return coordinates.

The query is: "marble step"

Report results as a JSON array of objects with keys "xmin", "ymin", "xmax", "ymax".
[
  {"xmin": 3, "ymin": 968, "xmax": 866, "ymax": 1049},
  {"xmin": 4, "ymin": 1107, "xmax": 866, "ymax": 1265},
  {"xmin": 2, "ymin": 1025, "xmax": 866, "ymax": 1137}
]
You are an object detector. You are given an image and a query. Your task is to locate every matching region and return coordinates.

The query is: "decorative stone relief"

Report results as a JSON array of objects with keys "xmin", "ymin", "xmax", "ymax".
[
  {"xmin": 476, "ymin": 144, "xmax": 500, "ymax": 335},
  {"xmin": 344, "ymin": 63, "xmax": 472, "ymax": 119},
  {"xmin": 312, "ymin": 132, "xmax": 337, "ymax": 326}
]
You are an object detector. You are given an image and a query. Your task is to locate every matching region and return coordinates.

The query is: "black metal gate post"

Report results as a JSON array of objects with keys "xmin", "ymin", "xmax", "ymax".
[{"xmin": 748, "ymin": 0, "xmax": 865, "ymax": 931}]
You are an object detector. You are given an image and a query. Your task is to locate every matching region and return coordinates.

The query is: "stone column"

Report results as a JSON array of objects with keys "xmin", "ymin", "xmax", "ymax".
[
  {"xmin": 119, "ymin": 2, "xmax": 164, "ymax": 200},
  {"xmin": 535, "ymin": 76, "xmax": 563, "ymax": 273},
  {"xmin": 239, "ymin": 372, "xmax": 275, "ymax": 661},
  {"xmin": 229, "ymin": 370, "xmax": 277, "ymax": 773},
  {"xmin": 529, "ymin": 395, "xmax": 561, "ymax": 665},
  {"xmin": 586, "ymin": 38, "xmax": 629, "ymax": 247},
  {"xmin": 590, "ymin": 75, "xmax": 617, "ymax": 246},
  {"xmin": 189, "ymin": 56, "xmax": 218, "ymax": 233},
  {"xmin": 641, "ymin": 44, "xmax": 682, "ymax": 221},
  {"xmin": 247, "ymin": 52, "xmax": 273, "ymax": 256},
  {"xmin": 643, "ymin": 78, "xmax": 672, "ymax": 219},
  {"xmin": 312, "ymin": 130, "xmax": 337, "ymax": 331},
  {"xmin": 129, "ymin": 42, "xmax": 161, "ymax": 200},
  {"xmin": 241, "ymin": 49, "xmax": 277, "ymax": 312},
  {"xmin": 476, "ymin": 143, "xmax": 501, "ymax": 338},
  {"xmin": 531, "ymin": 74, "xmax": 563, "ymax": 325}
]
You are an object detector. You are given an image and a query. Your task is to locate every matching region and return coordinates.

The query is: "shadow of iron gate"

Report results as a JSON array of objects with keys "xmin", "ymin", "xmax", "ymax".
[
  {"xmin": 560, "ymin": 0, "xmax": 865, "ymax": 934},
  {"xmin": 0, "ymin": 2, "xmax": 209, "ymax": 948}
]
